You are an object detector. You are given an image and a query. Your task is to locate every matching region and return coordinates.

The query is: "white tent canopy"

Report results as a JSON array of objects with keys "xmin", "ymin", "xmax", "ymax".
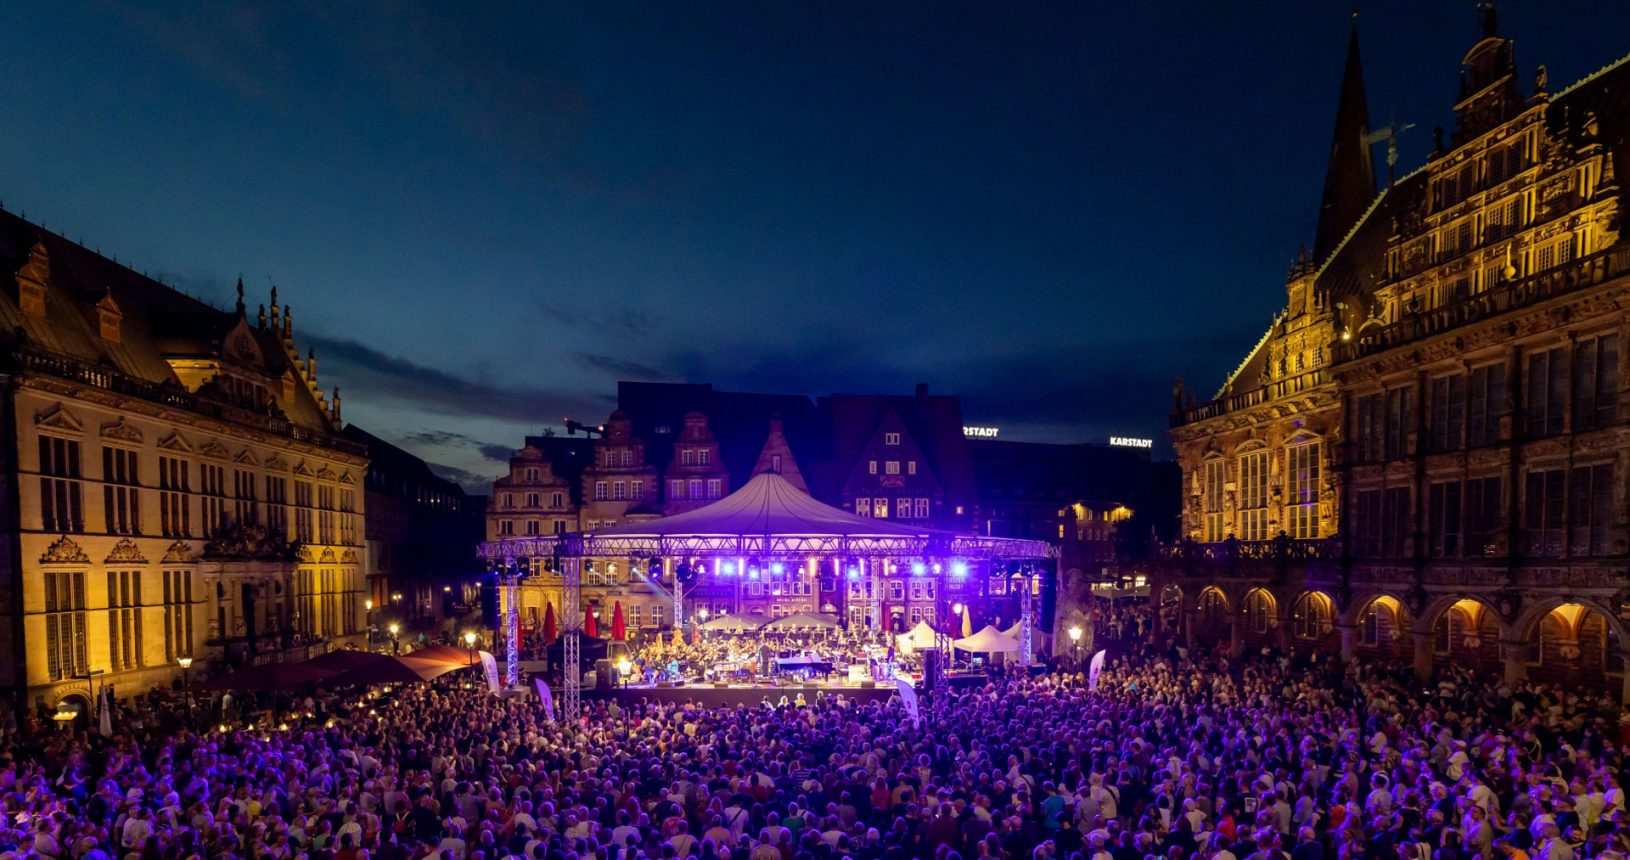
[
  {"xmin": 699, "ymin": 612, "xmax": 770, "ymax": 632},
  {"xmin": 955, "ymin": 624, "xmax": 1021, "ymax": 653},
  {"xmin": 895, "ymin": 620, "xmax": 939, "ymax": 653},
  {"xmin": 479, "ymin": 471, "xmax": 1054, "ymax": 560},
  {"xmin": 1002, "ymin": 621, "xmax": 1050, "ymax": 646},
  {"xmin": 764, "ymin": 611, "xmax": 841, "ymax": 630}
]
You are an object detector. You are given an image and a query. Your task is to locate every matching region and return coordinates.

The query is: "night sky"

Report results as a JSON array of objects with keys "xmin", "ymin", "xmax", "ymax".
[{"xmin": 4, "ymin": 1, "xmax": 1629, "ymax": 491}]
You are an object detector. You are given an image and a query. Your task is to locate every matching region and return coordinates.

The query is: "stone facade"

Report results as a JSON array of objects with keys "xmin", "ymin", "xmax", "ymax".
[
  {"xmin": 0, "ymin": 211, "xmax": 367, "ymax": 714},
  {"xmin": 1158, "ymin": 15, "xmax": 1630, "ymax": 697}
]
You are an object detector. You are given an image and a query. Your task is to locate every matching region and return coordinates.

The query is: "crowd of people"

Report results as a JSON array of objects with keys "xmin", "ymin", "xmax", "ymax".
[{"xmin": 1, "ymin": 634, "xmax": 1627, "ymax": 860}]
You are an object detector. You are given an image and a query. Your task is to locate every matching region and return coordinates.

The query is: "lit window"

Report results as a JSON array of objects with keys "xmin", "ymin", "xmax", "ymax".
[
  {"xmin": 631, "ymin": 480, "xmax": 644, "ymax": 500},
  {"xmin": 612, "ymin": 481, "xmax": 626, "ymax": 501},
  {"xmin": 594, "ymin": 481, "xmax": 608, "ymax": 501},
  {"xmin": 875, "ymin": 498, "xmax": 889, "ymax": 518},
  {"xmin": 868, "ymin": 460, "xmax": 877, "ymax": 475},
  {"xmin": 907, "ymin": 461, "xmax": 917, "ymax": 475},
  {"xmin": 707, "ymin": 479, "xmax": 722, "ymax": 499},
  {"xmin": 884, "ymin": 432, "xmax": 900, "ymax": 445},
  {"xmin": 856, "ymin": 498, "xmax": 872, "ymax": 516},
  {"xmin": 914, "ymin": 498, "xmax": 928, "ymax": 518},
  {"xmin": 885, "ymin": 461, "xmax": 900, "ymax": 475}
]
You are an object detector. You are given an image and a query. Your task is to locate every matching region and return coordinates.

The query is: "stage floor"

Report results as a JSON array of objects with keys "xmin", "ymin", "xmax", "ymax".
[{"xmin": 594, "ymin": 683, "xmax": 895, "ymax": 707}]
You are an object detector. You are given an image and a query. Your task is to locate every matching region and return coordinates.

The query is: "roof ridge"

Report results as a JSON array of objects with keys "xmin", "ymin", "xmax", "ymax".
[
  {"xmin": 1214, "ymin": 319, "xmax": 1279, "ymax": 401},
  {"xmin": 1553, "ymin": 49, "xmax": 1630, "ymax": 100}
]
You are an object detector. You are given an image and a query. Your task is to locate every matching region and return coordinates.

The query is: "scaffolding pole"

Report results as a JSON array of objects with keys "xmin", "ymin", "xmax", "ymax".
[{"xmin": 562, "ymin": 555, "xmax": 581, "ymax": 722}]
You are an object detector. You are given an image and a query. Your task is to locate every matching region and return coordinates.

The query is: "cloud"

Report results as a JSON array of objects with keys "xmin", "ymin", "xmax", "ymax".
[
  {"xmin": 479, "ymin": 443, "xmax": 517, "ymax": 462},
  {"xmin": 305, "ymin": 333, "xmax": 598, "ymax": 422},
  {"xmin": 571, "ymin": 352, "xmax": 673, "ymax": 381},
  {"xmin": 539, "ymin": 302, "xmax": 651, "ymax": 337},
  {"xmin": 394, "ymin": 430, "xmax": 517, "ymax": 465}
]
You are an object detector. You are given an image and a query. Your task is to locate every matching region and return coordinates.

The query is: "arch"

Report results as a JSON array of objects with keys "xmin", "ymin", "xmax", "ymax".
[
  {"xmin": 1424, "ymin": 597, "xmax": 1502, "ymax": 675},
  {"xmin": 1353, "ymin": 595, "xmax": 1414, "ymax": 661},
  {"xmin": 1194, "ymin": 586, "xmax": 1231, "ymax": 643},
  {"xmin": 1290, "ymin": 591, "xmax": 1335, "ymax": 640},
  {"xmin": 1516, "ymin": 600, "xmax": 1628, "ymax": 692},
  {"xmin": 1242, "ymin": 588, "xmax": 1277, "ymax": 636}
]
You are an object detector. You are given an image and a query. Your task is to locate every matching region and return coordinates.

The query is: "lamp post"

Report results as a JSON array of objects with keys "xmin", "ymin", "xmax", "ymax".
[
  {"xmin": 616, "ymin": 657, "xmax": 631, "ymax": 688},
  {"xmin": 1068, "ymin": 625, "xmax": 1083, "ymax": 668},
  {"xmin": 388, "ymin": 622, "xmax": 400, "ymax": 656},
  {"xmin": 177, "ymin": 656, "xmax": 194, "ymax": 727},
  {"xmin": 365, "ymin": 599, "xmax": 374, "ymax": 642},
  {"xmin": 464, "ymin": 630, "xmax": 477, "ymax": 666}
]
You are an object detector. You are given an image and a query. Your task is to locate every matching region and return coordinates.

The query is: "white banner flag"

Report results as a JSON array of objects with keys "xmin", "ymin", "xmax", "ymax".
[
  {"xmin": 97, "ymin": 685, "xmax": 113, "ymax": 737},
  {"xmin": 479, "ymin": 650, "xmax": 501, "ymax": 695},
  {"xmin": 895, "ymin": 677, "xmax": 920, "ymax": 724},
  {"xmin": 533, "ymin": 677, "xmax": 556, "ymax": 722},
  {"xmin": 1087, "ymin": 649, "xmax": 1107, "ymax": 692}
]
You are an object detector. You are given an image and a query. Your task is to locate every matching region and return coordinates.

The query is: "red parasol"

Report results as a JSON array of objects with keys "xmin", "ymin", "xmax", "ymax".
[
  {"xmin": 611, "ymin": 601, "xmax": 627, "ymax": 641},
  {"xmin": 584, "ymin": 605, "xmax": 598, "ymax": 638},
  {"xmin": 541, "ymin": 602, "xmax": 559, "ymax": 645}
]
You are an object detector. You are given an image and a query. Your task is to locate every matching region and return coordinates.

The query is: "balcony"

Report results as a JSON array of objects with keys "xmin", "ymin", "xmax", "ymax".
[
  {"xmin": 1335, "ymin": 246, "xmax": 1630, "ymax": 363},
  {"xmin": 1158, "ymin": 535, "xmax": 1338, "ymax": 562},
  {"xmin": 1173, "ymin": 369, "xmax": 1330, "ymax": 428}
]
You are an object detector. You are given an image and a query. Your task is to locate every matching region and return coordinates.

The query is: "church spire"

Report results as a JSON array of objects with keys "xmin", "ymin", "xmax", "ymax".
[{"xmin": 1313, "ymin": 20, "xmax": 1377, "ymax": 263}]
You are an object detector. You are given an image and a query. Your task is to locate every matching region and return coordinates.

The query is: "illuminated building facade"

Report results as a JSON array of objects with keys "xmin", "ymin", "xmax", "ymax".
[
  {"xmin": 1159, "ymin": 12, "xmax": 1630, "ymax": 696},
  {"xmin": 0, "ymin": 209, "xmax": 367, "ymax": 715}
]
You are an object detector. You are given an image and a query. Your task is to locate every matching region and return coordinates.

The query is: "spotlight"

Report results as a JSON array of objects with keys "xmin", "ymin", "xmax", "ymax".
[
  {"xmin": 950, "ymin": 560, "xmax": 968, "ymax": 578},
  {"xmin": 911, "ymin": 561, "xmax": 927, "ymax": 576},
  {"xmin": 721, "ymin": 561, "xmax": 735, "ymax": 575},
  {"xmin": 770, "ymin": 561, "xmax": 784, "ymax": 575},
  {"xmin": 748, "ymin": 567, "xmax": 759, "ymax": 580},
  {"xmin": 846, "ymin": 567, "xmax": 860, "ymax": 580}
]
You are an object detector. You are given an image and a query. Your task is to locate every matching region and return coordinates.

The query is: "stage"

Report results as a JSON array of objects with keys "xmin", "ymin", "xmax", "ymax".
[{"xmin": 586, "ymin": 671, "xmax": 989, "ymax": 708}]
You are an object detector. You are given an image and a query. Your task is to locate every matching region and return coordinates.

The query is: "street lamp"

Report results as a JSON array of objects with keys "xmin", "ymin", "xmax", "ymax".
[
  {"xmin": 1068, "ymin": 625, "xmax": 1083, "ymax": 667},
  {"xmin": 177, "ymin": 656, "xmax": 194, "ymax": 727},
  {"xmin": 616, "ymin": 657, "xmax": 632, "ymax": 688},
  {"xmin": 464, "ymin": 630, "xmax": 477, "ymax": 666},
  {"xmin": 388, "ymin": 622, "xmax": 400, "ymax": 655}
]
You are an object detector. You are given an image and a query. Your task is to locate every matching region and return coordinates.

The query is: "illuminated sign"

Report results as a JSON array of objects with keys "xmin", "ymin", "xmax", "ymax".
[
  {"xmin": 963, "ymin": 426, "xmax": 1000, "ymax": 439},
  {"xmin": 1110, "ymin": 436, "xmax": 1153, "ymax": 449}
]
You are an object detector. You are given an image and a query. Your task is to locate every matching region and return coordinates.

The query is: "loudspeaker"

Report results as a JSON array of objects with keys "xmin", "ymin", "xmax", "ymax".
[
  {"xmin": 594, "ymin": 659, "xmax": 612, "ymax": 690},
  {"xmin": 921, "ymin": 648, "xmax": 942, "ymax": 692}
]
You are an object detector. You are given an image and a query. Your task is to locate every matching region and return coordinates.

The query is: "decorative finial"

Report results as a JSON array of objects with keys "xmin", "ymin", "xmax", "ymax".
[
  {"xmin": 258, "ymin": 303, "xmax": 267, "ymax": 328},
  {"xmin": 235, "ymin": 277, "xmax": 246, "ymax": 314}
]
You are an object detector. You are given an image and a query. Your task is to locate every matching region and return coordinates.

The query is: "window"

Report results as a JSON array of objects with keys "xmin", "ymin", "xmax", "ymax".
[
  {"xmin": 525, "ymin": 467, "xmax": 538, "ymax": 482},
  {"xmin": 1383, "ymin": 487, "xmax": 1411, "ymax": 558},
  {"xmin": 554, "ymin": 520, "xmax": 566, "ymax": 534},
  {"xmin": 201, "ymin": 464, "xmax": 227, "ymax": 537},
  {"xmin": 884, "ymin": 432, "xmax": 900, "ymax": 446},
  {"xmin": 771, "ymin": 454, "xmax": 783, "ymax": 472},
  {"xmin": 1429, "ymin": 374, "xmax": 1467, "ymax": 451},
  {"xmin": 651, "ymin": 606, "xmax": 664, "ymax": 627},
  {"xmin": 1244, "ymin": 591, "xmax": 1274, "ymax": 634},
  {"xmin": 1523, "ymin": 468, "xmax": 1566, "ymax": 557},
  {"xmin": 612, "ymin": 481, "xmax": 626, "ymax": 501},
  {"xmin": 1465, "ymin": 477, "xmax": 1502, "ymax": 557},
  {"xmin": 499, "ymin": 520, "xmax": 514, "ymax": 535},
  {"xmin": 631, "ymin": 480, "xmax": 644, "ymax": 500},
  {"xmin": 688, "ymin": 479, "xmax": 702, "ymax": 500},
  {"xmin": 502, "ymin": 493, "xmax": 513, "ymax": 508},
  {"xmin": 44, "ymin": 570, "xmax": 87, "ymax": 681},
  {"xmin": 628, "ymin": 605, "xmax": 642, "ymax": 629},
  {"xmin": 680, "ymin": 449, "xmax": 696, "ymax": 467},
  {"xmin": 1468, "ymin": 363, "xmax": 1507, "ymax": 446},
  {"xmin": 885, "ymin": 461, "xmax": 900, "ymax": 475},
  {"xmin": 317, "ymin": 485, "xmax": 335, "ymax": 544},
  {"xmin": 1286, "ymin": 442, "xmax": 1321, "ymax": 539},
  {"xmin": 875, "ymin": 498, "xmax": 889, "ymax": 518},
  {"xmin": 526, "ymin": 492, "xmax": 540, "ymax": 507},
  {"xmin": 1237, "ymin": 451, "xmax": 1269, "ymax": 541},
  {"xmin": 1569, "ymin": 464, "xmax": 1614, "ymax": 556},
  {"xmin": 669, "ymin": 479, "xmax": 684, "ymax": 500},
  {"xmin": 907, "ymin": 460, "xmax": 917, "ymax": 475},
  {"xmin": 339, "ymin": 488, "xmax": 356, "ymax": 544},
  {"xmin": 1355, "ymin": 395, "xmax": 1383, "ymax": 462},
  {"xmin": 1573, "ymin": 333, "xmax": 1619, "ymax": 431},
  {"xmin": 526, "ymin": 520, "xmax": 540, "ymax": 535},
  {"xmin": 231, "ymin": 467, "xmax": 257, "ymax": 527},
  {"xmin": 1202, "ymin": 459, "xmax": 1225, "ymax": 542},
  {"xmin": 107, "ymin": 570, "xmax": 143, "ymax": 670},
  {"xmin": 39, "ymin": 436, "xmax": 83, "ymax": 533},
  {"xmin": 159, "ymin": 456, "xmax": 191, "ymax": 539},
  {"xmin": 100, "ymin": 447, "xmax": 142, "ymax": 536},
  {"xmin": 698, "ymin": 449, "xmax": 711, "ymax": 466},
  {"xmin": 294, "ymin": 479, "xmax": 313, "ymax": 542},
  {"xmin": 551, "ymin": 492, "xmax": 564, "ymax": 507},
  {"xmin": 1353, "ymin": 490, "xmax": 1382, "ymax": 557},
  {"xmin": 868, "ymin": 460, "xmax": 877, "ymax": 475},
  {"xmin": 888, "ymin": 581, "xmax": 904, "ymax": 601},
  {"xmin": 856, "ymin": 498, "xmax": 872, "ymax": 516},
  {"xmin": 1384, "ymin": 387, "xmax": 1413, "ymax": 459},
  {"xmin": 914, "ymin": 498, "xmax": 929, "ymax": 519},
  {"xmin": 896, "ymin": 498, "xmax": 908, "ymax": 519},
  {"xmin": 594, "ymin": 481, "xmax": 609, "ymax": 501},
  {"xmin": 707, "ymin": 479, "xmax": 722, "ymax": 500},
  {"xmin": 1428, "ymin": 481, "xmax": 1462, "ymax": 557},
  {"xmin": 1526, "ymin": 347, "xmax": 1568, "ymax": 437},
  {"xmin": 265, "ymin": 475, "xmax": 287, "ymax": 539},
  {"xmin": 162, "ymin": 569, "xmax": 193, "ymax": 661}
]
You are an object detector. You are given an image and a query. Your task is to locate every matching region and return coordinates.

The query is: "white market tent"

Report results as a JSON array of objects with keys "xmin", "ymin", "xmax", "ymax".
[
  {"xmin": 1002, "ymin": 620, "xmax": 1050, "ymax": 652},
  {"xmin": 955, "ymin": 624, "xmax": 1021, "ymax": 653},
  {"xmin": 896, "ymin": 620, "xmax": 940, "ymax": 654},
  {"xmin": 764, "ymin": 611, "xmax": 841, "ymax": 630},
  {"xmin": 698, "ymin": 612, "xmax": 771, "ymax": 632}
]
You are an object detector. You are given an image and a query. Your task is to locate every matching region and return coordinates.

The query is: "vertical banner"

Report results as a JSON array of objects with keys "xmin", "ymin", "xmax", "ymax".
[
  {"xmin": 1087, "ymin": 649, "xmax": 1107, "ymax": 691},
  {"xmin": 533, "ymin": 677, "xmax": 556, "ymax": 722},
  {"xmin": 97, "ymin": 684, "xmax": 113, "ymax": 737},
  {"xmin": 479, "ymin": 650, "xmax": 501, "ymax": 694},
  {"xmin": 895, "ymin": 677, "xmax": 920, "ymax": 724}
]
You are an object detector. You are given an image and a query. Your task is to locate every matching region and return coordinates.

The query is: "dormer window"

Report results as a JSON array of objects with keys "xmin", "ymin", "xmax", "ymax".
[{"xmin": 884, "ymin": 432, "xmax": 900, "ymax": 445}]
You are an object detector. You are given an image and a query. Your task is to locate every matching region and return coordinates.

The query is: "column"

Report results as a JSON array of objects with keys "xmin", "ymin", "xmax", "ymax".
[
  {"xmin": 1499, "ymin": 638, "xmax": 1529, "ymax": 687},
  {"xmin": 1335, "ymin": 622, "xmax": 1357, "ymax": 662},
  {"xmin": 1412, "ymin": 631, "xmax": 1434, "ymax": 682}
]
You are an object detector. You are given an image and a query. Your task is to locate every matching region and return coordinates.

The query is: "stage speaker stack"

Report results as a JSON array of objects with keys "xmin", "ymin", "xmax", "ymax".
[{"xmin": 595, "ymin": 660, "xmax": 612, "ymax": 690}]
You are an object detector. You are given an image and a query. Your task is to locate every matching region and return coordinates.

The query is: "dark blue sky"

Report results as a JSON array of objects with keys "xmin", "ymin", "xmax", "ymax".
[{"xmin": 4, "ymin": 1, "xmax": 1628, "ymax": 490}]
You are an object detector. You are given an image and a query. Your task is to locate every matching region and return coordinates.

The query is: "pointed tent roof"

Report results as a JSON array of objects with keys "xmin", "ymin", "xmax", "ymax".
[
  {"xmin": 481, "ymin": 470, "xmax": 1053, "ymax": 559},
  {"xmin": 954, "ymin": 624, "xmax": 1021, "ymax": 654},
  {"xmin": 896, "ymin": 620, "xmax": 940, "ymax": 653},
  {"xmin": 591, "ymin": 471, "xmax": 935, "ymax": 539},
  {"xmin": 1313, "ymin": 23, "xmax": 1377, "ymax": 263}
]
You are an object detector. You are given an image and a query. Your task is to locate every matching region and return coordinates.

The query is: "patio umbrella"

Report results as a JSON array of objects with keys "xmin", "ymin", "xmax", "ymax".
[
  {"xmin": 962, "ymin": 605, "xmax": 973, "ymax": 638},
  {"xmin": 611, "ymin": 601, "xmax": 627, "ymax": 641},
  {"xmin": 541, "ymin": 602, "xmax": 559, "ymax": 645},
  {"xmin": 199, "ymin": 661, "xmax": 338, "ymax": 692},
  {"xmin": 584, "ymin": 606, "xmax": 598, "ymax": 638}
]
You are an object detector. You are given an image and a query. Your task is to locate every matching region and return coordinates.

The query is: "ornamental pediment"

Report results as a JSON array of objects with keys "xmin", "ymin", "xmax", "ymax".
[
  {"xmin": 319, "ymin": 547, "xmax": 338, "ymax": 563},
  {"xmin": 265, "ymin": 454, "xmax": 289, "ymax": 471},
  {"xmin": 104, "ymin": 538, "xmax": 148, "ymax": 564},
  {"xmin": 40, "ymin": 536, "xmax": 89, "ymax": 565},
  {"xmin": 341, "ymin": 549, "xmax": 358, "ymax": 564},
  {"xmin": 162, "ymin": 540, "xmax": 196, "ymax": 564},
  {"xmin": 157, "ymin": 431, "xmax": 193, "ymax": 453},
  {"xmin": 34, "ymin": 404, "xmax": 83, "ymax": 434},
  {"xmin": 315, "ymin": 466, "xmax": 337, "ymax": 481},
  {"xmin": 338, "ymin": 471, "xmax": 356, "ymax": 485},
  {"xmin": 292, "ymin": 461, "xmax": 313, "ymax": 477},
  {"xmin": 198, "ymin": 439, "xmax": 231, "ymax": 460},
  {"xmin": 233, "ymin": 448, "xmax": 260, "ymax": 466},
  {"xmin": 99, "ymin": 418, "xmax": 143, "ymax": 445}
]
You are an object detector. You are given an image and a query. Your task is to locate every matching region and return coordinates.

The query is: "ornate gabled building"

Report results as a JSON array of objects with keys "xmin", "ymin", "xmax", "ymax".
[
  {"xmin": 0, "ymin": 209, "xmax": 367, "ymax": 717},
  {"xmin": 662, "ymin": 412, "xmax": 729, "ymax": 513},
  {"xmin": 1160, "ymin": 10, "xmax": 1630, "ymax": 697}
]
